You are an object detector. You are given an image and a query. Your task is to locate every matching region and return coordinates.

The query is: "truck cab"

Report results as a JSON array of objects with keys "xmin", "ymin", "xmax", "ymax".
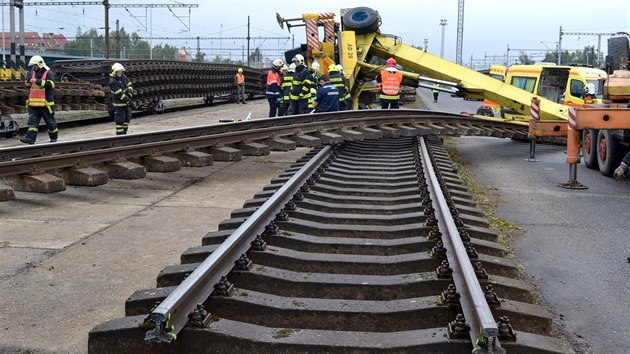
[{"xmin": 505, "ymin": 64, "xmax": 606, "ymax": 106}]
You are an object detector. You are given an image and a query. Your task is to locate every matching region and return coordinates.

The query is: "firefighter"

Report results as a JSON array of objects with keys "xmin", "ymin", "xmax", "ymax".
[
  {"xmin": 280, "ymin": 64, "xmax": 293, "ymax": 116},
  {"xmin": 277, "ymin": 64, "xmax": 288, "ymax": 117},
  {"xmin": 234, "ymin": 67, "xmax": 246, "ymax": 104},
  {"xmin": 432, "ymin": 83, "xmax": 440, "ymax": 103},
  {"xmin": 614, "ymin": 152, "xmax": 630, "ymax": 180},
  {"xmin": 266, "ymin": 58, "xmax": 284, "ymax": 117},
  {"xmin": 288, "ymin": 54, "xmax": 314, "ymax": 115},
  {"xmin": 328, "ymin": 64, "xmax": 351, "ymax": 110},
  {"xmin": 312, "ymin": 74, "xmax": 340, "ymax": 113},
  {"xmin": 375, "ymin": 58, "xmax": 403, "ymax": 109},
  {"xmin": 582, "ymin": 83, "xmax": 596, "ymax": 104},
  {"xmin": 109, "ymin": 62, "xmax": 134, "ymax": 135},
  {"xmin": 20, "ymin": 55, "xmax": 58, "ymax": 144}
]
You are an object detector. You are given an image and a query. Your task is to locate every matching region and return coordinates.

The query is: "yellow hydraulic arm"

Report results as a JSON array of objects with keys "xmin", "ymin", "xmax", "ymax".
[{"xmin": 349, "ymin": 33, "xmax": 570, "ymax": 121}]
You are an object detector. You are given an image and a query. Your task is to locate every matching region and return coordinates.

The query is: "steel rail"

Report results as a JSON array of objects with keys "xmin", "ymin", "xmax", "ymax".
[
  {"xmin": 0, "ymin": 109, "xmax": 527, "ymax": 163},
  {"xmin": 418, "ymin": 137, "xmax": 501, "ymax": 352},
  {"xmin": 144, "ymin": 145, "xmax": 333, "ymax": 343}
]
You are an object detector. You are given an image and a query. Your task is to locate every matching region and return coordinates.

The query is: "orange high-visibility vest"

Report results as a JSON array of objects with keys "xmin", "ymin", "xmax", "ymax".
[
  {"xmin": 28, "ymin": 70, "xmax": 49, "ymax": 107},
  {"xmin": 235, "ymin": 73, "xmax": 245, "ymax": 85},
  {"xmin": 380, "ymin": 70, "xmax": 403, "ymax": 96}
]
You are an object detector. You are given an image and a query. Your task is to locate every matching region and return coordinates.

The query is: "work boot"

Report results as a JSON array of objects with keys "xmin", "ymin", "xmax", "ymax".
[
  {"xmin": 48, "ymin": 128, "xmax": 58, "ymax": 143},
  {"xmin": 20, "ymin": 129, "xmax": 37, "ymax": 144}
]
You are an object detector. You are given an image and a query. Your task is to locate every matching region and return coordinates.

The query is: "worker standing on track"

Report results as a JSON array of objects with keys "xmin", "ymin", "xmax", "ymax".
[
  {"xmin": 20, "ymin": 55, "xmax": 58, "ymax": 144},
  {"xmin": 109, "ymin": 62, "xmax": 134, "ymax": 135},
  {"xmin": 376, "ymin": 57, "xmax": 403, "ymax": 109},
  {"xmin": 234, "ymin": 68, "xmax": 246, "ymax": 104},
  {"xmin": 278, "ymin": 64, "xmax": 289, "ymax": 117},
  {"xmin": 307, "ymin": 61, "xmax": 321, "ymax": 112},
  {"xmin": 288, "ymin": 54, "xmax": 314, "ymax": 115},
  {"xmin": 281, "ymin": 63, "xmax": 295, "ymax": 116},
  {"xmin": 328, "ymin": 64, "xmax": 351, "ymax": 110},
  {"xmin": 312, "ymin": 74, "xmax": 340, "ymax": 113},
  {"xmin": 266, "ymin": 58, "xmax": 284, "ymax": 117},
  {"xmin": 432, "ymin": 83, "xmax": 440, "ymax": 103}
]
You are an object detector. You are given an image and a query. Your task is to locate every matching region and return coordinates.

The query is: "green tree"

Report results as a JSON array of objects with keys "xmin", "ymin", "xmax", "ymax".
[
  {"xmin": 64, "ymin": 27, "xmax": 104, "ymax": 57},
  {"xmin": 152, "ymin": 44, "xmax": 178, "ymax": 60}
]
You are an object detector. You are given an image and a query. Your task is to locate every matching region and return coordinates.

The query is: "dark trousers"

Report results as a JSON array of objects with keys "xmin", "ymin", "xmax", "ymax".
[
  {"xmin": 23, "ymin": 107, "xmax": 57, "ymax": 143},
  {"xmin": 113, "ymin": 106, "xmax": 132, "ymax": 135},
  {"xmin": 433, "ymin": 92, "xmax": 439, "ymax": 102},
  {"xmin": 288, "ymin": 99, "xmax": 310, "ymax": 115},
  {"xmin": 267, "ymin": 96, "xmax": 280, "ymax": 117},
  {"xmin": 380, "ymin": 99, "xmax": 399, "ymax": 109}
]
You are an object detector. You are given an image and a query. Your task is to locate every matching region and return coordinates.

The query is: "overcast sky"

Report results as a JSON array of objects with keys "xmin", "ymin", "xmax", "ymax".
[{"xmin": 8, "ymin": 0, "xmax": 630, "ymax": 67}]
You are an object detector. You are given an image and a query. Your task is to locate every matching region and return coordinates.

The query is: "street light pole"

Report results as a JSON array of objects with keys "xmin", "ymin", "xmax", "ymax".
[{"xmin": 439, "ymin": 19, "xmax": 447, "ymax": 58}]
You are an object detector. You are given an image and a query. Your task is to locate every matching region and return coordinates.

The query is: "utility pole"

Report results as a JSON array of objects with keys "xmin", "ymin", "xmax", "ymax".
[
  {"xmin": 455, "ymin": 0, "xmax": 464, "ymax": 65},
  {"xmin": 247, "ymin": 16, "xmax": 250, "ymax": 66},
  {"xmin": 439, "ymin": 19, "xmax": 447, "ymax": 58},
  {"xmin": 104, "ymin": 0, "xmax": 109, "ymax": 58},
  {"xmin": 9, "ymin": 0, "xmax": 15, "ymax": 78},
  {"xmin": 115, "ymin": 19, "xmax": 119, "ymax": 59},
  {"xmin": 423, "ymin": 38, "xmax": 428, "ymax": 51}
]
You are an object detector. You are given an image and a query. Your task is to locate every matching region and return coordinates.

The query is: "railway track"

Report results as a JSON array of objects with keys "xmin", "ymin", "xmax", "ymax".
[{"xmin": 87, "ymin": 136, "xmax": 574, "ymax": 353}]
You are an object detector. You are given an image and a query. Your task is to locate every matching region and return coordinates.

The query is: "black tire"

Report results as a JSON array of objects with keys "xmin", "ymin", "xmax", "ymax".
[
  {"xmin": 607, "ymin": 34, "xmax": 629, "ymax": 71},
  {"xmin": 582, "ymin": 129, "xmax": 598, "ymax": 169},
  {"xmin": 342, "ymin": 7, "xmax": 380, "ymax": 34},
  {"xmin": 596, "ymin": 130, "xmax": 626, "ymax": 176}
]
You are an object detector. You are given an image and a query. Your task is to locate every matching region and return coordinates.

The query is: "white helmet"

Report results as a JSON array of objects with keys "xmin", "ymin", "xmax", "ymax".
[
  {"xmin": 336, "ymin": 64, "xmax": 344, "ymax": 73},
  {"xmin": 272, "ymin": 58, "xmax": 284, "ymax": 68},
  {"xmin": 311, "ymin": 61, "xmax": 320, "ymax": 72},
  {"xmin": 288, "ymin": 63, "xmax": 296, "ymax": 72},
  {"xmin": 280, "ymin": 64, "xmax": 288, "ymax": 72},
  {"xmin": 28, "ymin": 55, "xmax": 46, "ymax": 68},
  {"xmin": 292, "ymin": 54, "xmax": 305, "ymax": 65},
  {"xmin": 112, "ymin": 62, "xmax": 125, "ymax": 73}
]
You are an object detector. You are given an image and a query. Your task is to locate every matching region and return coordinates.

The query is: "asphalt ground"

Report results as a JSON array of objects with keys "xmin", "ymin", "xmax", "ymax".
[{"xmin": 1, "ymin": 91, "xmax": 628, "ymax": 353}]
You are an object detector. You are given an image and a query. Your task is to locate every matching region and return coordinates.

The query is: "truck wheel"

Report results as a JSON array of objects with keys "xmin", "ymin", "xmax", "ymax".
[
  {"xmin": 596, "ymin": 130, "xmax": 625, "ymax": 176},
  {"xmin": 582, "ymin": 129, "xmax": 598, "ymax": 169},
  {"xmin": 607, "ymin": 34, "xmax": 629, "ymax": 71},
  {"xmin": 342, "ymin": 7, "xmax": 380, "ymax": 34}
]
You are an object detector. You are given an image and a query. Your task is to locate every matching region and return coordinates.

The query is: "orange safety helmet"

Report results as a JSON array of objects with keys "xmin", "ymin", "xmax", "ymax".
[{"xmin": 386, "ymin": 58, "xmax": 397, "ymax": 67}]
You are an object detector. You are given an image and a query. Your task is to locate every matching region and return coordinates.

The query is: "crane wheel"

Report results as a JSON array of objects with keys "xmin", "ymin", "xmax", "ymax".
[
  {"xmin": 342, "ymin": 7, "xmax": 380, "ymax": 35},
  {"xmin": 582, "ymin": 129, "xmax": 598, "ymax": 169},
  {"xmin": 596, "ymin": 130, "xmax": 626, "ymax": 176}
]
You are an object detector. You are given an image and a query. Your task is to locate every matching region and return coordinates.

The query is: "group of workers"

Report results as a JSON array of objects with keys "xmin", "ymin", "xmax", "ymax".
[{"xmin": 243, "ymin": 54, "xmax": 354, "ymax": 117}]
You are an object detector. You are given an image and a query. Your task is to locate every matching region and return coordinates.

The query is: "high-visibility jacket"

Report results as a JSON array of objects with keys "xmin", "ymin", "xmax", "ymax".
[
  {"xmin": 290, "ymin": 65, "xmax": 314, "ymax": 101},
  {"xmin": 432, "ymin": 83, "xmax": 440, "ymax": 93},
  {"xmin": 26, "ymin": 69, "xmax": 55, "ymax": 110},
  {"xmin": 281, "ymin": 72, "xmax": 294, "ymax": 103},
  {"xmin": 109, "ymin": 73, "xmax": 133, "ymax": 107},
  {"xmin": 235, "ymin": 73, "xmax": 245, "ymax": 85},
  {"xmin": 266, "ymin": 69, "xmax": 281, "ymax": 98},
  {"xmin": 378, "ymin": 69, "xmax": 403, "ymax": 100},
  {"xmin": 329, "ymin": 71, "xmax": 351, "ymax": 102}
]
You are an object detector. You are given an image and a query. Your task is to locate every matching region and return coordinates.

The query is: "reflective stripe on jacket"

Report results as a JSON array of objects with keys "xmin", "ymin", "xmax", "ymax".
[
  {"xmin": 380, "ymin": 70, "xmax": 403, "ymax": 97},
  {"xmin": 27, "ymin": 69, "xmax": 55, "ymax": 109},
  {"xmin": 266, "ymin": 69, "xmax": 281, "ymax": 97}
]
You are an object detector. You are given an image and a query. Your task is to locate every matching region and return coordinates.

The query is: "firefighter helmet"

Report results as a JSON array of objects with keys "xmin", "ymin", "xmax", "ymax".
[
  {"xmin": 111, "ymin": 62, "xmax": 125, "ymax": 72},
  {"xmin": 28, "ymin": 55, "xmax": 45, "ymax": 67},
  {"xmin": 386, "ymin": 58, "xmax": 397, "ymax": 67},
  {"xmin": 272, "ymin": 58, "xmax": 284, "ymax": 68},
  {"xmin": 237, "ymin": 67, "xmax": 243, "ymax": 73},
  {"xmin": 292, "ymin": 54, "xmax": 305, "ymax": 65},
  {"xmin": 311, "ymin": 61, "xmax": 320, "ymax": 72},
  {"xmin": 336, "ymin": 64, "xmax": 344, "ymax": 73},
  {"xmin": 328, "ymin": 64, "xmax": 338, "ymax": 72},
  {"xmin": 288, "ymin": 63, "xmax": 296, "ymax": 72},
  {"xmin": 281, "ymin": 64, "xmax": 288, "ymax": 72}
]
